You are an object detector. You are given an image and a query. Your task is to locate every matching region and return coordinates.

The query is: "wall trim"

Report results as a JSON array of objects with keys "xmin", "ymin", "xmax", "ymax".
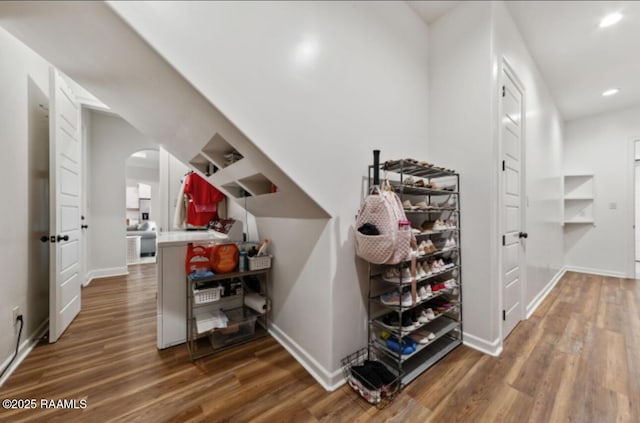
[
  {"xmin": 268, "ymin": 323, "xmax": 344, "ymax": 392},
  {"xmin": 0, "ymin": 319, "xmax": 49, "ymax": 387},
  {"xmin": 463, "ymin": 332, "xmax": 502, "ymax": 357},
  {"xmin": 85, "ymin": 266, "xmax": 129, "ymax": 286},
  {"xmin": 563, "ymin": 265, "xmax": 627, "ymax": 279},
  {"xmin": 526, "ymin": 267, "xmax": 567, "ymax": 318}
]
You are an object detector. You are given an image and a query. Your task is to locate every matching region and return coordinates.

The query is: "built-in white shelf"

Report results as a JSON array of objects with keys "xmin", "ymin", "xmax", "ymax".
[
  {"xmin": 563, "ymin": 174, "xmax": 595, "ymax": 227},
  {"xmin": 564, "ymin": 196, "xmax": 594, "ymax": 201},
  {"xmin": 564, "ymin": 218, "xmax": 595, "ymax": 224}
]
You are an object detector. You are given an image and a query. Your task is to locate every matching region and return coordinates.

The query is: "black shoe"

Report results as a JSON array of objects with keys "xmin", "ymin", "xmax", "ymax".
[
  {"xmin": 364, "ymin": 360, "xmax": 397, "ymax": 386},
  {"xmin": 401, "ymin": 313, "xmax": 415, "ymax": 330},
  {"xmin": 351, "ymin": 364, "xmax": 383, "ymax": 390},
  {"xmin": 382, "ymin": 313, "xmax": 399, "ymax": 327}
]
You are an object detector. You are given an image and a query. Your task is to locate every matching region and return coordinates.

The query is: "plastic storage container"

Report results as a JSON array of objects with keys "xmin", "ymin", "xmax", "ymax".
[{"xmin": 209, "ymin": 307, "xmax": 258, "ymax": 349}]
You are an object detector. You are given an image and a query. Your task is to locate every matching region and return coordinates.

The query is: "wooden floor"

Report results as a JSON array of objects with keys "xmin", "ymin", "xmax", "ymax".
[{"xmin": 1, "ymin": 268, "xmax": 639, "ymax": 422}]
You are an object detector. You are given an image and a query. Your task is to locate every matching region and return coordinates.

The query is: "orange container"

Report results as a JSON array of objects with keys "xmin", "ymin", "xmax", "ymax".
[
  {"xmin": 185, "ymin": 244, "xmax": 212, "ymax": 275},
  {"xmin": 209, "ymin": 243, "xmax": 239, "ymax": 274}
]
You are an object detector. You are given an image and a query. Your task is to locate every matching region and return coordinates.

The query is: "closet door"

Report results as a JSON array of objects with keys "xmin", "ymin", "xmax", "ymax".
[{"xmin": 49, "ymin": 68, "xmax": 82, "ymax": 343}]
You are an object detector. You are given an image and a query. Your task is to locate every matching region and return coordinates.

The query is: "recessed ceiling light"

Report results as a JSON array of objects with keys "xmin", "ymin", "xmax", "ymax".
[
  {"xmin": 132, "ymin": 151, "xmax": 147, "ymax": 158},
  {"xmin": 599, "ymin": 13, "xmax": 623, "ymax": 28},
  {"xmin": 602, "ymin": 88, "xmax": 619, "ymax": 97}
]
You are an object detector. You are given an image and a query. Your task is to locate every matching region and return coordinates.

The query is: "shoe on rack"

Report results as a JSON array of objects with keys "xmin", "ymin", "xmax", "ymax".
[
  {"xmin": 433, "ymin": 219, "xmax": 447, "ymax": 231},
  {"xmin": 417, "ymin": 286, "xmax": 428, "ymax": 301},
  {"xmin": 422, "ymin": 262, "xmax": 432, "ymax": 277},
  {"xmin": 421, "ymin": 220, "xmax": 435, "ymax": 232},
  {"xmin": 401, "ymin": 313, "xmax": 415, "ymax": 330},
  {"xmin": 444, "ymin": 279, "xmax": 457, "ymax": 289},
  {"xmin": 410, "ymin": 329, "xmax": 435, "ymax": 344},
  {"xmin": 402, "ymin": 199, "xmax": 416, "ymax": 210},
  {"xmin": 400, "ymin": 267, "xmax": 412, "ymax": 282},
  {"xmin": 422, "ymin": 284, "xmax": 432, "ymax": 299},
  {"xmin": 416, "ymin": 241, "xmax": 425, "ymax": 257},
  {"xmin": 417, "ymin": 307, "xmax": 431, "ymax": 323},
  {"xmin": 383, "ymin": 268, "xmax": 400, "ymax": 283},
  {"xmin": 400, "ymin": 291, "xmax": 414, "ymax": 307},
  {"xmin": 430, "ymin": 260, "xmax": 441, "ymax": 273},
  {"xmin": 423, "ymin": 308, "xmax": 436, "ymax": 320},
  {"xmin": 417, "ymin": 265, "xmax": 427, "ymax": 279},
  {"xmin": 403, "ymin": 176, "xmax": 416, "ymax": 186},
  {"xmin": 383, "ymin": 267, "xmax": 411, "ymax": 283},
  {"xmin": 380, "ymin": 291, "xmax": 401, "ymax": 306},
  {"xmin": 414, "ymin": 179, "xmax": 426, "ymax": 188},
  {"xmin": 414, "ymin": 201, "xmax": 429, "ymax": 210},
  {"xmin": 382, "ymin": 313, "xmax": 400, "ymax": 327},
  {"xmin": 425, "ymin": 239, "xmax": 438, "ymax": 253},
  {"xmin": 386, "ymin": 336, "xmax": 416, "ymax": 355}
]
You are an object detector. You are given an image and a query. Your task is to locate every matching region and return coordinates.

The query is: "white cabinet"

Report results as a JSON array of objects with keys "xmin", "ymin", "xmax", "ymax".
[{"xmin": 563, "ymin": 174, "xmax": 594, "ymax": 225}]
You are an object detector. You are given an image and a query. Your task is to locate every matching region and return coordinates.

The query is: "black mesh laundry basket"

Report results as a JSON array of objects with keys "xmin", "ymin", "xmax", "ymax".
[{"xmin": 341, "ymin": 347, "xmax": 401, "ymax": 407}]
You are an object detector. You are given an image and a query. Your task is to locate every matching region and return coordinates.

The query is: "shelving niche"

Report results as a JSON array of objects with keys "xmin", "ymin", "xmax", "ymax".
[{"xmin": 563, "ymin": 174, "xmax": 594, "ymax": 225}]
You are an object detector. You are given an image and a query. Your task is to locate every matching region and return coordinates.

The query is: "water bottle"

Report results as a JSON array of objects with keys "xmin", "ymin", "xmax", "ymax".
[{"xmin": 239, "ymin": 250, "xmax": 248, "ymax": 272}]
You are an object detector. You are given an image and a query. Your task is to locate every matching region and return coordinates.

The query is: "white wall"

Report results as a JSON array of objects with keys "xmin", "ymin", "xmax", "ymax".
[
  {"xmin": 0, "ymin": 27, "xmax": 50, "ymax": 382},
  {"xmin": 564, "ymin": 105, "xmax": 640, "ymax": 278},
  {"xmin": 428, "ymin": 1, "xmax": 565, "ymax": 353},
  {"xmin": 87, "ymin": 111, "xmax": 159, "ymax": 279},
  {"xmin": 110, "ymin": 1, "xmax": 431, "ymax": 388},
  {"xmin": 492, "ymin": 2, "xmax": 565, "ymax": 320},
  {"xmin": 428, "ymin": 2, "xmax": 496, "ymax": 350}
]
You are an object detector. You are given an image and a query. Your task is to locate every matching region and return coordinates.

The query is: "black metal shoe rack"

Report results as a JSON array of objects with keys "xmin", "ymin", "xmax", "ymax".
[{"xmin": 365, "ymin": 156, "xmax": 463, "ymax": 391}]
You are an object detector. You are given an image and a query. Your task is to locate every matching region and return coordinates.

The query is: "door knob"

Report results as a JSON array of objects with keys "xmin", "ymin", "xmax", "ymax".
[
  {"xmin": 518, "ymin": 232, "xmax": 528, "ymax": 239},
  {"xmin": 40, "ymin": 235, "xmax": 50, "ymax": 243},
  {"xmin": 81, "ymin": 225, "xmax": 89, "ymax": 229},
  {"xmin": 57, "ymin": 234, "xmax": 69, "ymax": 242}
]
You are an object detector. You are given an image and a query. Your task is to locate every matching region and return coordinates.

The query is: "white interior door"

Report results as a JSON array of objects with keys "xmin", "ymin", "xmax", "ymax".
[
  {"xmin": 635, "ymin": 161, "xmax": 640, "ymax": 262},
  {"xmin": 501, "ymin": 68, "xmax": 525, "ymax": 340},
  {"xmin": 49, "ymin": 68, "xmax": 82, "ymax": 343}
]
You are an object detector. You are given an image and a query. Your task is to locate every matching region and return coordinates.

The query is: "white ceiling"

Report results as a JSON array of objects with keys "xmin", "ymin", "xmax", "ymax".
[
  {"xmin": 409, "ymin": 1, "xmax": 640, "ymax": 122},
  {"xmin": 505, "ymin": 1, "xmax": 640, "ymax": 121}
]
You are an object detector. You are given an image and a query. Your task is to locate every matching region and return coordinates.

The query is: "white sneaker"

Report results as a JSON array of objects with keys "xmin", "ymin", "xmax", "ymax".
[
  {"xmin": 433, "ymin": 219, "xmax": 447, "ymax": 231},
  {"xmin": 400, "ymin": 267, "xmax": 412, "ymax": 282},
  {"xmin": 417, "ymin": 265, "xmax": 427, "ymax": 279},
  {"xmin": 423, "ymin": 308, "xmax": 436, "ymax": 320},
  {"xmin": 383, "ymin": 268, "xmax": 401, "ymax": 283},
  {"xmin": 422, "ymin": 262, "xmax": 432, "ymax": 276},
  {"xmin": 444, "ymin": 279, "xmax": 457, "ymax": 288},
  {"xmin": 418, "ymin": 286, "xmax": 428, "ymax": 301},
  {"xmin": 400, "ymin": 291, "xmax": 413, "ymax": 307},
  {"xmin": 417, "ymin": 241, "xmax": 427, "ymax": 257},
  {"xmin": 417, "ymin": 307, "xmax": 430, "ymax": 323},
  {"xmin": 420, "ymin": 284, "xmax": 432, "ymax": 299}
]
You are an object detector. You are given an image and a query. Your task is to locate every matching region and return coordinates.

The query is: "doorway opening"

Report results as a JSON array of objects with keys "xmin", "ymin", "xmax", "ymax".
[{"xmin": 125, "ymin": 149, "xmax": 159, "ymax": 266}]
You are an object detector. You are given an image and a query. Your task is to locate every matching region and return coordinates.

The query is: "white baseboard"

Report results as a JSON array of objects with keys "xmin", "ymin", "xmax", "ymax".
[
  {"xmin": 526, "ymin": 267, "xmax": 567, "ymax": 319},
  {"xmin": 562, "ymin": 265, "xmax": 627, "ymax": 279},
  {"xmin": 85, "ymin": 266, "xmax": 129, "ymax": 286},
  {"xmin": 268, "ymin": 323, "xmax": 344, "ymax": 392},
  {"xmin": 0, "ymin": 319, "xmax": 48, "ymax": 387},
  {"xmin": 463, "ymin": 332, "xmax": 502, "ymax": 357}
]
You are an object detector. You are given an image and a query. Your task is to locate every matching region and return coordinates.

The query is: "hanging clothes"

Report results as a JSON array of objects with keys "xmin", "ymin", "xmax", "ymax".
[{"xmin": 173, "ymin": 172, "xmax": 226, "ymax": 229}]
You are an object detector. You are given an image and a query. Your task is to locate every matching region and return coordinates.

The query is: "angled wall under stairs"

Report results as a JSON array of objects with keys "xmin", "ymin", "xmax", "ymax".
[{"xmin": 0, "ymin": 1, "xmax": 329, "ymax": 220}]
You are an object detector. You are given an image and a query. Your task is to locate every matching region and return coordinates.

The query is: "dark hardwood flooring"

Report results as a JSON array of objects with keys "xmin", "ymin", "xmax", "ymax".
[{"xmin": 0, "ymin": 268, "xmax": 638, "ymax": 422}]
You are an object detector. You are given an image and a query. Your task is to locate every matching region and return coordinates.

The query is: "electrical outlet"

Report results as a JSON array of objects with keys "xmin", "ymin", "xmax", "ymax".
[{"xmin": 12, "ymin": 306, "xmax": 19, "ymax": 324}]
